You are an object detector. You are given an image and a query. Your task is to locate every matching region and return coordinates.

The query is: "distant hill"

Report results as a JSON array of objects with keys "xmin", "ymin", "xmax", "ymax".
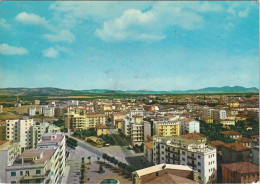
[
  {"xmin": 0, "ymin": 87, "xmax": 83, "ymax": 96},
  {"xmin": 0, "ymin": 86, "xmax": 258, "ymax": 96}
]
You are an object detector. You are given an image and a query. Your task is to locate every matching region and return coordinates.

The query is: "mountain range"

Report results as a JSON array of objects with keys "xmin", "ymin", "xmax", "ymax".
[{"xmin": 0, "ymin": 86, "xmax": 258, "ymax": 96}]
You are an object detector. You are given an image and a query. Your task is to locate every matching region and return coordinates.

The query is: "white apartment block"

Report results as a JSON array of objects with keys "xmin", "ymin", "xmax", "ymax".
[
  {"xmin": 129, "ymin": 109, "xmax": 144, "ymax": 118},
  {"xmin": 66, "ymin": 100, "xmax": 79, "ymax": 107},
  {"xmin": 31, "ymin": 122, "xmax": 60, "ymax": 148},
  {"xmin": 5, "ymin": 119, "xmax": 35, "ymax": 150},
  {"xmin": 0, "ymin": 142, "xmax": 21, "ymax": 183},
  {"xmin": 37, "ymin": 132, "xmax": 66, "ymax": 181},
  {"xmin": 212, "ymin": 109, "xmax": 226, "ymax": 121},
  {"xmin": 122, "ymin": 116, "xmax": 151, "ymax": 146},
  {"xmin": 179, "ymin": 118, "xmax": 200, "ymax": 135},
  {"xmin": 153, "ymin": 136, "xmax": 217, "ymax": 183},
  {"xmin": 27, "ymin": 107, "xmax": 36, "ymax": 116},
  {"xmin": 39, "ymin": 105, "xmax": 55, "ymax": 117},
  {"xmin": 203, "ymin": 108, "xmax": 214, "ymax": 118},
  {"xmin": 6, "ymin": 148, "xmax": 62, "ymax": 184}
]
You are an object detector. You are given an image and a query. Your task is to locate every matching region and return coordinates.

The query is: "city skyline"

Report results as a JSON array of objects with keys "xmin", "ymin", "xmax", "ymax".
[{"xmin": 0, "ymin": 1, "xmax": 259, "ymax": 91}]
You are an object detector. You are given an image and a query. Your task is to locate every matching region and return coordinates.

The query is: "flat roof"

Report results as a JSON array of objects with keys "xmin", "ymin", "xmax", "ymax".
[{"xmin": 135, "ymin": 164, "xmax": 193, "ymax": 177}]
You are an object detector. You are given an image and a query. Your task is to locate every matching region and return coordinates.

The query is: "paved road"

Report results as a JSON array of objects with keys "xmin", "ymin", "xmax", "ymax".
[{"xmin": 66, "ymin": 128, "xmax": 151, "ymax": 170}]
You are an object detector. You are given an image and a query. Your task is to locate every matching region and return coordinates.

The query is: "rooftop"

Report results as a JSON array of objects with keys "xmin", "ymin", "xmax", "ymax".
[
  {"xmin": 223, "ymin": 143, "xmax": 250, "ymax": 151},
  {"xmin": 220, "ymin": 131, "xmax": 242, "ymax": 136},
  {"xmin": 180, "ymin": 133, "xmax": 206, "ymax": 140},
  {"xmin": 134, "ymin": 164, "xmax": 193, "ymax": 177},
  {"xmin": 222, "ymin": 162, "xmax": 259, "ymax": 174},
  {"xmin": 143, "ymin": 141, "xmax": 153, "ymax": 149},
  {"xmin": 236, "ymin": 137, "xmax": 251, "ymax": 143},
  {"xmin": 39, "ymin": 133, "xmax": 64, "ymax": 144},
  {"xmin": 144, "ymin": 173, "xmax": 197, "ymax": 184},
  {"xmin": 208, "ymin": 140, "xmax": 225, "ymax": 147}
]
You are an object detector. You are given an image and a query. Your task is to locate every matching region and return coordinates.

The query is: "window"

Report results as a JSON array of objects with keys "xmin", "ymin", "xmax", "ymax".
[
  {"xmin": 36, "ymin": 179, "xmax": 41, "ymax": 183},
  {"xmin": 36, "ymin": 170, "xmax": 41, "ymax": 174},
  {"xmin": 11, "ymin": 181, "xmax": 16, "ymax": 184},
  {"xmin": 198, "ymin": 169, "xmax": 201, "ymax": 173},
  {"xmin": 198, "ymin": 176, "xmax": 201, "ymax": 180},
  {"xmin": 198, "ymin": 162, "xmax": 201, "ymax": 166},
  {"xmin": 20, "ymin": 171, "xmax": 23, "ymax": 176},
  {"xmin": 182, "ymin": 151, "xmax": 185, "ymax": 155},
  {"xmin": 198, "ymin": 155, "xmax": 201, "ymax": 159},
  {"xmin": 11, "ymin": 172, "xmax": 16, "ymax": 177},
  {"xmin": 156, "ymin": 172, "xmax": 159, "ymax": 176},
  {"xmin": 182, "ymin": 158, "xmax": 185, "ymax": 161}
]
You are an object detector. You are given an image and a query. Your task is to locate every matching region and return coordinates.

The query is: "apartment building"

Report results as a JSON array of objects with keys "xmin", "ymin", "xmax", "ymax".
[
  {"xmin": 64, "ymin": 112, "xmax": 106, "ymax": 131},
  {"xmin": 27, "ymin": 107, "xmax": 36, "ymax": 116},
  {"xmin": 111, "ymin": 113, "xmax": 126, "ymax": 127},
  {"xmin": 203, "ymin": 108, "xmax": 214, "ymax": 119},
  {"xmin": 220, "ymin": 143, "xmax": 251, "ymax": 163},
  {"xmin": 6, "ymin": 148, "xmax": 60, "ymax": 184},
  {"xmin": 122, "ymin": 115, "xmax": 151, "ymax": 146},
  {"xmin": 212, "ymin": 109, "xmax": 226, "ymax": 121},
  {"xmin": 5, "ymin": 119, "xmax": 34, "ymax": 150},
  {"xmin": 37, "ymin": 132, "xmax": 66, "ymax": 182},
  {"xmin": 0, "ymin": 141, "xmax": 21, "ymax": 183},
  {"xmin": 31, "ymin": 122, "xmax": 61, "ymax": 148},
  {"xmin": 34, "ymin": 100, "xmax": 40, "ymax": 105},
  {"xmin": 179, "ymin": 118, "xmax": 200, "ymax": 135},
  {"xmin": 39, "ymin": 105, "xmax": 55, "ymax": 117},
  {"xmin": 0, "ymin": 120, "xmax": 6, "ymax": 140},
  {"xmin": 153, "ymin": 136, "xmax": 217, "ymax": 183},
  {"xmin": 154, "ymin": 121, "xmax": 180, "ymax": 137}
]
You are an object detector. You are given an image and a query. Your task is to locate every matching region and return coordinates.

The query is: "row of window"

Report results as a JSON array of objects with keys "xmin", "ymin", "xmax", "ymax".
[{"xmin": 11, "ymin": 170, "xmax": 41, "ymax": 177}]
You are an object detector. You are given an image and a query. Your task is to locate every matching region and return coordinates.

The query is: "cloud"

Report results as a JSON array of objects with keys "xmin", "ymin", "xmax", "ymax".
[
  {"xmin": 238, "ymin": 7, "xmax": 250, "ymax": 18},
  {"xmin": 43, "ymin": 30, "xmax": 75, "ymax": 43},
  {"xmin": 0, "ymin": 43, "xmax": 28, "ymax": 55},
  {"xmin": 0, "ymin": 18, "xmax": 11, "ymax": 29},
  {"xmin": 95, "ymin": 2, "xmax": 210, "ymax": 41},
  {"xmin": 42, "ymin": 47, "xmax": 59, "ymax": 58},
  {"xmin": 96, "ymin": 9, "xmax": 165, "ymax": 41},
  {"xmin": 42, "ymin": 45, "xmax": 69, "ymax": 58},
  {"xmin": 15, "ymin": 12, "xmax": 50, "ymax": 28}
]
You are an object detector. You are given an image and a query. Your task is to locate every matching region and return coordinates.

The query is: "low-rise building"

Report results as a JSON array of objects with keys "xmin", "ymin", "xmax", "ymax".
[
  {"xmin": 221, "ymin": 143, "xmax": 251, "ymax": 163},
  {"xmin": 95, "ymin": 124, "xmax": 108, "ymax": 136},
  {"xmin": 132, "ymin": 164, "xmax": 198, "ymax": 184},
  {"xmin": 235, "ymin": 137, "xmax": 252, "ymax": 148},
  {"xmin": 221, "ymin": 162, "xmax": 259, "ymax": 183},
  {"xmin": 220, "ymin": 131, "xmax": 242, "ymax": 140},
  {"xmin": 219, "ymin": 118, "xmax": 235, "ymax": 126}
]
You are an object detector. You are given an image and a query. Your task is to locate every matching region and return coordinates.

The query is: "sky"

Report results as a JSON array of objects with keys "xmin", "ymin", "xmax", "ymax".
[{"xmin": 0, "ymin": 1, "xmax": 259, "ymax": 91}]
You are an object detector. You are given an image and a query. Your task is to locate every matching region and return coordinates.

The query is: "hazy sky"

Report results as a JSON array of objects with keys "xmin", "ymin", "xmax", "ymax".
[{"xmin": 0, "ymin": 1, "xmax": 258, "ymax": 90}]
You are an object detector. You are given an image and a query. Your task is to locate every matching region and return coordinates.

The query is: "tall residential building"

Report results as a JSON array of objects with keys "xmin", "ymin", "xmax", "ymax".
[
  {"xmin": 6, "ymin": 148, "xmax": 60, "ymax": 184},
  {"xmin": 37, "ymin": 132, "xmax": 66, "ymax": 182},
  {"xmin": 212, "ymin": 109, "xmax": 226, "ymax": 121},
  {"xmin": 0, "ymin": 120, "xmax": 6, "ymax": 140},
  {"xmin": 0, "ymin": 141, "xmax": 21, "ymax": 183},
  {"xmin": 154, "ymin": 121, "xmax": 180, "ymax": 137},
  {"xmin": 153, "ymin": 136, "xmax": 217, "ymax": 183},
  {"xmin": 27, "ymin": 107, "xmax": 36, "ymax": 116},
  {"xmin": 64, "ymin": 112, "xmax": 106, "ymax": 131},
  {"xmin": 31, "ymin": 122, "xmax": 60, "ymax": 148},
  {"xmin": 122, "ymin": 115, "xmax": 151, "ymax": 146},
  {"xmin": 39, "ymin": 105, "xmax": 55, "ymax": 117},
  {"xmin": 5, "ymin": 119, "xmax": 34, "ymax": 150},
  {"xmin": 179, "ymin": 118, "xmax": 200, "ymax": 135}
]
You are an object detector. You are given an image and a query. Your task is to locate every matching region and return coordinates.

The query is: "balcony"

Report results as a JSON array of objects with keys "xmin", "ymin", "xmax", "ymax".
[
  {"xmin": 20, "ymin": 170, "xmax": 51, "ymax": 182},
  {"xmin": 187, "ymin": 155, "xmax": 196, "ymax": 160}
]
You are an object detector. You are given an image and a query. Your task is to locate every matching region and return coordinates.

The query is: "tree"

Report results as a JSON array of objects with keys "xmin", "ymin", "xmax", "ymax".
[
  {"xmin": 98, "ymin": 163, "xmax": 105, "ymax": 173},
  {"xmin": 88, "ymin": 156, "xmax": 91, "ymax": 164}
]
